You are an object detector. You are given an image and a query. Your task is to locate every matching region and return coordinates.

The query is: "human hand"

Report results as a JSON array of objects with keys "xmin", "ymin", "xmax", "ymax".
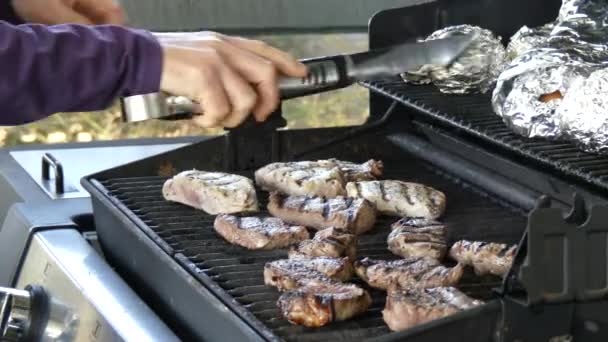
[
  {"xmin": 12, "ymin": 0, "xmax": 126, "ymax": 25},
  {"xmin": 159, "ymin": 32, "xmax": 308, "ymax": 128}
]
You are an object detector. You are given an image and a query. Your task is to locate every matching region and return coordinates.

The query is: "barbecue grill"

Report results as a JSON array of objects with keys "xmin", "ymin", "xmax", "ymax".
[
  {"xmin": 77, "ymin": 2, "xmax": 608, "ymax": 342},
  {"xmin": 2, "ymin": 0, "xmax": 608, "ymax": 341}
]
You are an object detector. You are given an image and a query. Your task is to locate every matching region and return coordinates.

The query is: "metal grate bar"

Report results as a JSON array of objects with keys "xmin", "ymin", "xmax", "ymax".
[{"xmin": 100, "ymin": 158, "xmax": 527, "ymax": 341}]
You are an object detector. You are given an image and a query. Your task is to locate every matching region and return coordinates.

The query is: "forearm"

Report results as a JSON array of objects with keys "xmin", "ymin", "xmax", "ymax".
[
  {"xmin": 0, "ymin": 1, "xmax": 24, "ymax": 24},
  {"xmin": 0, "ymin": 21, "xmax": 162, "ymax": 125}
]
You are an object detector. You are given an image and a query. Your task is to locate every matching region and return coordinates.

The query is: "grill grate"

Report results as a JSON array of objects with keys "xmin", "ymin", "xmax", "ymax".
[
  {"xmin": 99, "ymin": 157, "xmax": 526, "ymax": 342},
  {"xmin": 363, "ymin": 79, "xmax": 608, "ymax": 194}
]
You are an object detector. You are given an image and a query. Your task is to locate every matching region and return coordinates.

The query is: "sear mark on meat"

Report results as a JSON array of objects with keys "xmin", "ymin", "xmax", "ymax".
[
  {"xmin": 346, "ymin": 180, "xmax": 446, "ymax": 219},
  {"xmin": 213, "ymin": 214, "xmax": 309, "ymax": 250},
  {"xmin": 162, "ymin": 170, "xmax": 258, "ymax": 214},
  {"xmin": 383, "ymin": 286, "xmax": 484, "ymax": 332},
  {"xmin": 449, "ymin": 240, "xmax": 517, "ymax": 276},
  {"xmin": 289, "ymin": 227, "xmax": 358, "ymax": 260},
  {"xmin": 354, "ymin": 257, "xmax": 463, "ymax": 290},
  {"xmin": 388, "ymin": 218, "xmax": 448, "ymax": 260},
  {"xmin": 268, "ymin": 192, "xmax": 377, "ymax": 235},
  {"xmin": 264, "ymin": 257, "xmax": 354, "ymax": 291},
  {"xmin": 254, "ymin": 159, "xmax": 383, "ymax": 198},
  {"xmin": 278, "ymin": 281, "xmax": 372, "ymax": 327}
]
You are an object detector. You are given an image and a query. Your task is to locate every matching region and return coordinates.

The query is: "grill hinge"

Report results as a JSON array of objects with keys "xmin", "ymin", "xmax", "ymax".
[
  {"xmin": 496, "ymin": 194, "xmax": 608, "ymax": 341},
  {"xmin": 504, "ymin": 194, "xmax": 608, "ymax": 305}
]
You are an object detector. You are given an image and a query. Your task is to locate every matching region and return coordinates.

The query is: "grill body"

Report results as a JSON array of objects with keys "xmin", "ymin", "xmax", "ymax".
[
  {"xmin": 81, "ymin": 1, "xmax": 608, "ymax": 341},
  {"xmin": 83, "ymin": 128, "xmax": 532, "ymax": 341}
]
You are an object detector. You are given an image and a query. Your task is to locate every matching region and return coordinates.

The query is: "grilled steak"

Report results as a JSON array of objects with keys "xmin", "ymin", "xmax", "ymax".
[
  {"xmin": 162, "ymin": 170, "xmax": 258, "ymax": 214},
  {"xmin": 289, "ymin": 227, "xmax": 357, "ymax": 260},
  {"xmin": 213, "ymin": 215, "xmax": 309, "ymax": 250},
  {"xmin": 255, "ymin": 159, "xmax": 383, "ymax": 198},
  {"xmin": 354, "ymin": 257, "xmax": 463, "ymax": 290},
  {"xmin": 449, "ymin": 240, "xmax": 517, "ymax": 276},
  {"xmin": 383, "ymin": 287, "xmax": 484, "ymax": 332},
  {"xmin": 268, "ymin": 192, "xmax": 377, "ymax": 235},
  {"xmin": 346, "ymin": 180, "xmax": 446, "ymax": 219},
  {"xmin": 264, "ymin": 257, "xmax": 354, "ymax": 291},
  {"xmin": 332, "ymin": 159, "xmax": 384, "ymax": 182},
  {"xmin": 388, "ymin": 218, "xmax": 447, "ymax": 260},
  {"xmin": 278, "ymin": 282, "xmax": 372, "ymax": 327}
]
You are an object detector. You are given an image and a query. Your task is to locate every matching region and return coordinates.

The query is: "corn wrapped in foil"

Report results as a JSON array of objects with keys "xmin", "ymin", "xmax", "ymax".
[
  {"xmin": 493, "ymin": 0, "xmax": 608, "ymax": 140},
  {"xmin": 558, "ymin": 68, "xmax": 608, "ymax": 153},
  {"xmin": 401, "ymin": 25, "xmax": 506, "ymax": 94},
  {"xmin": 506, "ymin": 24, "xmax": 553, "ymax": 62},
  {"xmin": 492, "ymin": 49, "xmax": 589, "ymax": 138}
]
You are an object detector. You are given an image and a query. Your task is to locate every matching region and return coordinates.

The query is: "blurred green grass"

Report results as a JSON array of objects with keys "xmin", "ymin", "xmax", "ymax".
[{"xmin": 0, "ymin": 33, "xmax": 369, "ymax": 146}]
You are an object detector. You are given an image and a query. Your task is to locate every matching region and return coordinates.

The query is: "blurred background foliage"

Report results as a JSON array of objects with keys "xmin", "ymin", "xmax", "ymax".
[{"xmin": 0, "ymin": 33, "xmax": 369, "ymax": 146}]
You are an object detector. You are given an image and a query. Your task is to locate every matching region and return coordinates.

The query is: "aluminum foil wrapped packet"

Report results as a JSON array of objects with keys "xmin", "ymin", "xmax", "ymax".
[
  {"xmin": 493, "ymin": 0, "xmax": 608, "ymax": 141},
  {"xmin": 401, "ymin": 25, "xmax": 506, "ymax": 94},
  {"xmin": 492, "ymin": 49, "xmax": 590, "ymax": 138},
  {"xmin": 558, "ymin": 68, "xmax": 608, "ymax": 153},
  {"xmin": 505, "ymin": 24, "xmax": 553, "ymax": 62}
]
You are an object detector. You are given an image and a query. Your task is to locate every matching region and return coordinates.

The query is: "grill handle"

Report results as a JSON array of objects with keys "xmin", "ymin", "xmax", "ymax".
[
  {"xmin": 121, "ymin": 56, "xmax": 348, "ymax": 123},
  {"xmin": 41, "ymin": 153, "xmax": 64, "ymax": 195}
]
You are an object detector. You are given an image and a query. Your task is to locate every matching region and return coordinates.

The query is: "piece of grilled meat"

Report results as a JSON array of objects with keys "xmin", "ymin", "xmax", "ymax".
[
  {"xmin": 289, "ymin": 227, "xmax": 357, "ymax": 260},
  {"xmin": 264, "ymin": 257, "xmax": 354, "ymax": 291},
  {"xmin": 214, "ymin": 215, "xmax": 309, "ymax": 250},
  {"xmin": 332, "ymin": 159, "xmax": 384, "ymax": 182},
  {"xmin": 278, "ymin": 281, "xmax": 372, "ymax": 327},
  {"xmin": 383, "ymin": 286, "xmax": 484, "ymax": 331},
  {"xmin": 388, "ymin": 218, "xmax": 448, "ymax": 260},
  {"xmin": 162, "ymin": 170, "xmax": 258, "ymax": 214},
  {"xmin": 254, "ymin": 159, "xmax": 383, "ymax": 198},
  {"xmin": 268, "ymin": 192, "xmax": 377, "ymax": 235},
  {"xmin": 354, "ymin": 257, "xmax": 463, "ymax": 290},
  {"xmin": 449, "ymin": 240, "xmax": 517, "ymax": 276},
  {"xmin": 346, "ymin": 180, "xmax": 446, "ymax": 219}
]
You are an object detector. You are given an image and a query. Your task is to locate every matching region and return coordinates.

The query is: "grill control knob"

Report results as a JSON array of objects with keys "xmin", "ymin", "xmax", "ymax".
[{"xmin": 0, "ymin": 285, "xmax": 47, "ymax": 342}]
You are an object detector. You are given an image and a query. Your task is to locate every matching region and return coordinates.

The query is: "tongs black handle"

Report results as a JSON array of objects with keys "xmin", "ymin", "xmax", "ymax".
[{"xmin": 279, "ymin": 56, "xmax": 350, "ymax": 99}]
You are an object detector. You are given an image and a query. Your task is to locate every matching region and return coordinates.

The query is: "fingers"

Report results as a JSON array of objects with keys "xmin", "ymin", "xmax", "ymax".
[
  {"xmin": 187, "ymin": 52, "xmax": 257, "ymax": 129},
  {"xmin": 215, "ymin": 67, "xmax": 258, "ymax": 128},
  {"xmin": 74, "ymin": 0, "xmax": 126, "ymax": 24},
  {"xmin": 160, "ymin": 46, "xmax": 231, "ymax": 128},
  {"xmin": 225, "ymin": 36, "xmax": 308, "ymax": 78},
  {"xmin": 191, "ymin": 67, "xmax": 232, "ymax": 128},
  {"xmin": 206, "ymin": 39, "xmax": 280, "ymax": 122},
  {"xmin": 160, "ymin": 34, "xmax": 305, "ymax": 129}
]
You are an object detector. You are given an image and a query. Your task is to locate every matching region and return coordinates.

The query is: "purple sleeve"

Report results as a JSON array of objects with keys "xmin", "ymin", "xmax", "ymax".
[{"xmin": 0, "ymin": 21, "xmax": 163, "ymax": 125}]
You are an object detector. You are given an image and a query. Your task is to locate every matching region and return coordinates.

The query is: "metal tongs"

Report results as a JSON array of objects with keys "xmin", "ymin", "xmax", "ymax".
[{"xmin": 121, "ymin": 33, "xmax": 476, "ymax": 123}]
